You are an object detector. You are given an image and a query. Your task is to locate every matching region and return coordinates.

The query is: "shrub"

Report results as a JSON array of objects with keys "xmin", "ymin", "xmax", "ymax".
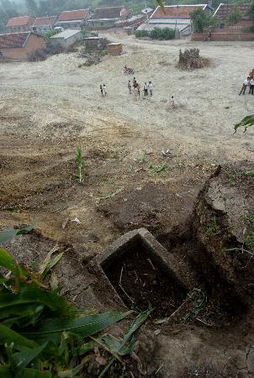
[
  {"xmin": 135, "ymin": 29, "xmax": 150, "ymax": 38},
  {"xmin": 150, "ymin": 27, "xmax": 175, "ymax": 40},
  {"xmin": 190, "ymin": 9, "xmax": 218, "ymax": 33},
  {"xmin": 226, "ymin": 7, "xmax": 242, "ymax": 25},
  {"xmin": 135, "ymin": 28, "xmax": 175, "ymax": 40}
]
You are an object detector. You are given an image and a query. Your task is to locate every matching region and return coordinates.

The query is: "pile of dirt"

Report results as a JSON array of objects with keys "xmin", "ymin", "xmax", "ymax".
[{"xmin": 177, "ymin": 48, "xmax": 210, "ymax": 70}]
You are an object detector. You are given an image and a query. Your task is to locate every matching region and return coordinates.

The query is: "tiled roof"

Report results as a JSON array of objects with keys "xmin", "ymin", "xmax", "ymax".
[
  {"xmin": 34, "ymin": 16, "xmax": 56, "ymax": 26},
  {"xmin": 0, "ymin": 32, "xmax": 31, "ymax": 48},
  {"xmin": 6, "ymin": 16, "xmax": 34, "ymax": 27},
  {"xmin": 92, "ymin": 7, "xmax": 123, "ymax": 19},
  {"xmin": 151, "ymin": 5, "xmax": 207, "ymax": 19},
  {"xmin": 58, "ymin": 9, "xmax": 89, "ymax": 21},
  {"xmin": 50, "ymin": 29, "xmax": 81, "ymax": 39},
  {"xmin": 214, "ymin": 3, "xmax": 249, "ymax": 20}
]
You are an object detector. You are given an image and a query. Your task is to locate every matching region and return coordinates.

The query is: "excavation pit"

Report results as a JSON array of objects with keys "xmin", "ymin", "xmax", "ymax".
[{"xmin": 98, "ymin": 229, "xmax": 187, "ymax": 318}]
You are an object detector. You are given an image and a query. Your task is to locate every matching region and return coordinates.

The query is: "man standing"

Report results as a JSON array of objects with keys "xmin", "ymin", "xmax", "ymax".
[
  {"xmin": 148, "ymin": 81, "xmax": 153, "ymax": 96},
  {"xmin": 239, "ymin": 77, "xmax": 250, "ymax": 95},
  {"xmin": 249, "ymin": 78, "xmax": 254, "ymax": 95},
  {"xmin": 103, "ymin": 84, "xmax": 107, "ymax": 96}
]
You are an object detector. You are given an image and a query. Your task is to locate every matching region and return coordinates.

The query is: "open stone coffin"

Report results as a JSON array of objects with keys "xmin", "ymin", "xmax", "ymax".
[{"xmin": 89, "ymin": 228, "xmax": 192, "ymax": 320}]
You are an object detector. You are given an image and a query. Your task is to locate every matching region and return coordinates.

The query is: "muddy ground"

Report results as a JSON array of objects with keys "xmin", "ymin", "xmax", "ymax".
[{"xmin": 0, "ymin": 32, "xmax": 254, "ymax": 376}]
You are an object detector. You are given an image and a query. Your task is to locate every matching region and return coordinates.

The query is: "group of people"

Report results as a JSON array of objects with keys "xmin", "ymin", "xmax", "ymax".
[
  {"xmin": 99, "ymin": 84, "xmax": 107, "ymax": 96},
  {"xmin": 128, "ymin": 77, "xmax": 153, "ymax": 99},
  {"xmin": 239, "ymin": 70, "xmax": 254, "ymax": 95}
]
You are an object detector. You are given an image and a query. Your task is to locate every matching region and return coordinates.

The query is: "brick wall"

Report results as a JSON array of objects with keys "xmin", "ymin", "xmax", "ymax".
[
  {"xmin": 1, "ymin": 34, "xmax": 46, "ymax": 61},
  {"xmin": 192, "ymin": 32, "xmax": 254, "ymax": 41}
]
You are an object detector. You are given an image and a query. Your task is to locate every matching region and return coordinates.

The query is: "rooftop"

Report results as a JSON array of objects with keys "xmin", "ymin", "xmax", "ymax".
[
  {"xmin": 58, "ymin": 9, "xmax": 89, "ymax": 22},
  {"xmin": 214, "ymin": 3, "xmax": 250, "ymax": 20},
  {"xmin": 92, "ymin": 6, "xmax": 124, "ymax": 20},
  {"xmin": 150, "ymin": 4, "xmax": 208, "ymax": 19},
  {"xmin": 6, "ymin": 16, "xmax": 34, "ymax": 27},
  {"xmin": 50, "ymin": 29, "xmax": 81, "ymax": 39},
  {"xmin": 0, "ymin": 32, "xmax": 35, "ymax": 48},
  {"xmin": 34, "ymin": 16, "xmax": 56, "ymax": 26}
]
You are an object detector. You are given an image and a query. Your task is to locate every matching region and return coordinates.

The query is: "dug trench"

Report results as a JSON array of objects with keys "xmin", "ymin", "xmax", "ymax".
[{"xmin": 2, "ymin": 162, "xmax": 254, "ymax": 376}]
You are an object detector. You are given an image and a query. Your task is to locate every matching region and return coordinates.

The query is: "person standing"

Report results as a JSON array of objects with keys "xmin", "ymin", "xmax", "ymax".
[
  {"xmin": 239, "ymin": 77, "xmax": 250, "ymax": 95},
  {"xmin": 103, "ymin": 84, "xmax": 107, "ymax": 96},
  {"xmin": 100, "ymin": 84, "xmax": 104, "ymax": 96},
  {"xmin": 249, "ymin": 78, "xmax": 254, "ymax": 95},
  {"xmin": 143, "ymin": 82, "xmax": 148, "ymax": 97},
  {"xmin": 128, "ymin": 80, "xmax": 132, "ymax": 94},
  {"xmin": 148, "ymin": 81, "xmax": 153, "ymax": 96}
]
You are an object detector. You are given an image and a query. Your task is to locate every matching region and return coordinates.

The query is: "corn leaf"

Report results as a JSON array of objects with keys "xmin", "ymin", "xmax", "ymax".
[
  {"xmin": 23, "ymin": 311, "xmax": 132, "ymax": 338},
  {"xmin": 234, "ymin": 114, "xmax": 254, "ymax": 133},
  {"xmin": 0, "ymin": 324, "xmax": 38, "ymax": 349},
  {"xmin": 12, "ymin": 342, "xmax": 48, "ymax": 371},
  {"xmin": 0, "ymin": 366, "xmax": 12, "ymax": 378},
  {"xmin": 0, "ymin": 248, "xmax": 16, "ymax": 271},
  {"xmin": 39, "ymin": 246, "xmax": 63, "ymax": 279},
  {"xmin": 20, "ymin": 368, "xmax": 51, "ymax": 378},
  {"xmin": 58, "ymin": 355, "xmax": 92, "ymax": 377}
]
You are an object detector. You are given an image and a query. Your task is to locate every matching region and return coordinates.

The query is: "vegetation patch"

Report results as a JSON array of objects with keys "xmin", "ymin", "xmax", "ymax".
[{"xmin": 177, "ymin": 49, "xmax": 210, "ymax": 71}]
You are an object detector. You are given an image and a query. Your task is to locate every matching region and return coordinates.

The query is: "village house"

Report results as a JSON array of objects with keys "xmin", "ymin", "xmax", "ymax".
[
  {"xmin": 33, "ymin": 16, "xmax": 57, "ymax": 34},
  {"xmin": 192, "ymin": 3, "xmax": 254, "ymax": 41},
  {"xmin": 54, "ymin": 9, "xmax": 90, "ymax": 30},
  {"xmin": 0, "ymin": 32, "xmax": 45, "ymax": 61},
  {"xmin": 50, "ymin": 29, "xmax": 83, "ymax": 49},
  {"xmin": 6, "ymin": 16, "xmax": 34, "ymax": 33},
  {"xmin": 137, "ymin": 4, "xmax": 213, "ymax": 37},
  {"xmin": 87, "ymin": 6, "xmax": 131, "ymax": 29}
]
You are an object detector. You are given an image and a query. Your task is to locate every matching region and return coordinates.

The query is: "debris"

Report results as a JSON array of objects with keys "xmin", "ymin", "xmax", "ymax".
[{"xmin": 70, "ymin": 217, "xmax": 81, "ymax": 224}]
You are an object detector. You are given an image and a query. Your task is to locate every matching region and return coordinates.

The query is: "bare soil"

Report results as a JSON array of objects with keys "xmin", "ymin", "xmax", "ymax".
[{"xmin": 0, "ymin": 31, "xmax": 254, "ymax": 377}]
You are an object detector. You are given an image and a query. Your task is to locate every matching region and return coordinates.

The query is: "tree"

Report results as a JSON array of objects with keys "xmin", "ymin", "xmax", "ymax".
[
  {"xmin": 190, "ymin": 9, "xmax": 218, "ymax": 33},
  {"xmin": 226, "ymin": 7, "xmax": 241, "ymax": 25},
  {"xmin": 25, "ymin": 0, "xmax": 38, "ymax": 16},
  {"xmin": 248, "ymin": 1, "xmax": 254, "ymax": 22}
]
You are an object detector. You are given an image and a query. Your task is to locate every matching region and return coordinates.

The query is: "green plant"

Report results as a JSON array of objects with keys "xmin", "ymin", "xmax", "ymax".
[
  {"xmin": 205, "ymin": 217, "xmax": 220, "ymax": 235},
  {"xmin": 148, "ymin": 162, "xmax": 168, "ymax": 174},
  {"xmin": 226, "ymin": 7, "xmax": 241, "ymax": 25},
  {"xmin": 43, "ymin": 29, "xmax": 60, "ymax": 41},
  {"xmin": 234, "ymin": 114, "xmax": 254, "ymax": 133},
  {"xmin": 248, "ymin": 0, "xmax": 254, "ymax": 22},
  {"xmin": 0, "ymin": 230, "xmax": 149, "ymax": 377},
  {"xmin": 150, "ymin": 27, "xmax": 175, "ymax": 40},
  {"xmin": 243, "ymin": 170, "xmax": 254, "ymax": 177},
  {"xmin": 76, "ymin": 147, "xmax": 85, "ymax": 183},
  {"xmin": 190, "ymin": 9, "xmax": 218, "ymax": 33}
]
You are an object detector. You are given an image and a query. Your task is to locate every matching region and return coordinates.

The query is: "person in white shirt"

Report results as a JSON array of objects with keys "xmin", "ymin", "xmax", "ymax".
[
  {"xmin": 239, "ymin": 77, "xmax": 250, "ymax": 95},
  {"xmin": 148, "ymin": 81, "xmax": 153, "ymax": 96}
]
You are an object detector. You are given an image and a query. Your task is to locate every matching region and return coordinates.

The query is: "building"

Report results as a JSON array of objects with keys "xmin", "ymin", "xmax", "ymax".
[
  {"xmin": 87, "ymin": 6, "xmax": 131, "ymax": 29},
  {"xmin": 54, "ymin": 9, "xmax": 89, "ymax": 30},
  {"xmin": 192, "ymin": 3, "xmax": 254, "ymax": 40},
  {"xmin": 137, "ymin": 4, "xmax": 213, "ymax": 37},
  {"xmin": 0, "ymin": 32, "xmax": 46, "ymax": 61},
  {"xmin": 50, "ymin": 29, "xmax": 83, "ymax": 49},
  {"xmin": 6, "ymin": 16, "xmax": 34, "ymax": 33},
  {"xmin": 33, "ymin": 16, "xmax": 57, "ymax": 34}
]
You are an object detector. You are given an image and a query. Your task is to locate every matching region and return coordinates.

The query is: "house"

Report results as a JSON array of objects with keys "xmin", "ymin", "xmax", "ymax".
[
  {"xmin": 192, "ymin": 3, "xmax": 254, "ymax": 40},
  {"xmin": 54, "ymin": 9, "xmax": 89, "ymax": 30},
  {"xmin": 0, "ymin": 32, "xmax": 45, "ymax": 61},
  {"xmin": 50, "ymin": 29, "xmax": 83, "ymax": 49},
  {"xmin": 137, "ymin": 4, "xmax": 213, "ymax": 37},
  {"xmin": 6, "ymin": 16, "xmax": 34, "ymax": 33},
  {"xmin": 33, "ymin": 16, "xmax": 57, "ymax": 34},
  {"xmin": 87, "ymin": 6, "xmax": 131, "ymax": 29}
]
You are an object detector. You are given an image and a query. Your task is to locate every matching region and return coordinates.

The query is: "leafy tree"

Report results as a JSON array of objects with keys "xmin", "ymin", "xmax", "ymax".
[
  {"xmin": 226, "ymin": 7, "xmax": 241, "ymax": 24},
  {"xmin": 190, "ymin": 9, "xmax": 217, "ymax": 33},
  {"xmin": 25, "ymin": 0, "xmax": 38, "ymax": 16},
  {"xmin": 248, "ymin": 0, "xmax": 254, "ymax": 22}
]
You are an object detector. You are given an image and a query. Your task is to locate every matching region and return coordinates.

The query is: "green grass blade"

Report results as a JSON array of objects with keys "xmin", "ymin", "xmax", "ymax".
[
  {"xmin": 23, "ymin": 311, "xmax": 132, "ymax": 338},
  {"xmin": 20, "ymin": 368, "xmax": 52, "ymax": 378},
  {"xmin": 0, "ymin": 248, "xmax": 16, "ymax": 271},
  {"xmin": 0, "ymin": 366, "xmax": 12, "ymax": 378},
  {"xmin": 12, "ymin": 342, "xmax": 48, "ymax": 371},
  {"xmin": 123, "ymin": 309, "xmax": 151, "ymax": 343},
  {"xmin": 0, "ymin": 324, "xmax": 38, "ymax": 349}
]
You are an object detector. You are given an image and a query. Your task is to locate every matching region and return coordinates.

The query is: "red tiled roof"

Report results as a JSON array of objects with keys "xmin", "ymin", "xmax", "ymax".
[
  {"xmin": 58, "ymin": 9, "xmax": 89, "ymax": 21},
  {"xmin": 34, "ymin": 16, "xmax": 56, "ymax": 26},
  {"xmin": 214, "ymin": 3, "xmax": 249, "ymax": 20},
  {"xmin": 0, "ymin": 32, "xmax": 31, "ymax": 48},
  {"xmin": 92, "ymin": 7, "xmax": 123, "ymax": 19},
  {"xmin": 151, "ymin": 5, "xmax": 207, "ymax": 19},
  {"xmin": 6, "ymin": 16, "xmax": 34, "ymax": 27}
]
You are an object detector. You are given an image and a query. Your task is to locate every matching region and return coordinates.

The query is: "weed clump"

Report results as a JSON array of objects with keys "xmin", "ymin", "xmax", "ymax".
[{"xmin": 177, "ymin": 48, "xmax": 210, "ymax": 70}]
